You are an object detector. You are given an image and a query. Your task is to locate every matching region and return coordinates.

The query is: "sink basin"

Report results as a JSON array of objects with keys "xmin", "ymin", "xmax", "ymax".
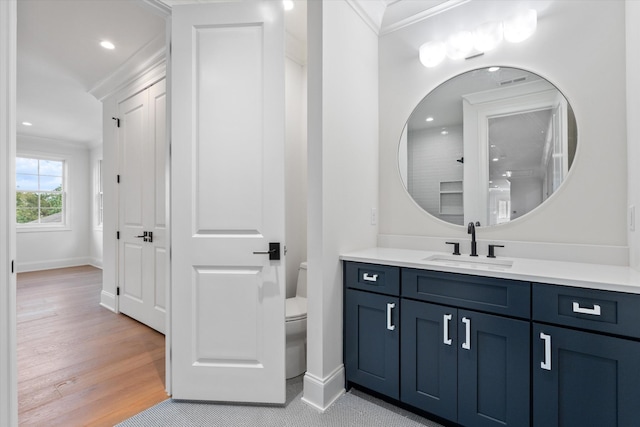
[{"xmin": 424, "ymin": 254, "xmax": 514, "ymax": 269}]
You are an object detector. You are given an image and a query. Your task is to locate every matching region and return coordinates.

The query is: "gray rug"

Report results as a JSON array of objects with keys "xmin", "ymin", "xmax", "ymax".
[{"xmin": 116, "ymin": 376, "xmax": 445, "ymax": 427}]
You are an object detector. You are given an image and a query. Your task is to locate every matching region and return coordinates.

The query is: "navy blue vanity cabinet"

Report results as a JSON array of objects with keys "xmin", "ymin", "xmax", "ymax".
[
  {"xmin": 532, "ymin": 284, "xmax": 640, "ymax": 427},
  {"xmin": 401, "ymin": 299, "xmax": 458, "ymax": 421},
  {"xmin": 402, "ymin": 269, "xmax": 530, "ymax": 427},
  {"xmin": 345, "ymin": 262, "xmax": 400, "ymax": 399}
]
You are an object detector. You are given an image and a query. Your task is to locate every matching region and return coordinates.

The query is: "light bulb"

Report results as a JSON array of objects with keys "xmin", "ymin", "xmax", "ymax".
[
  {"xmin": 474, "ymin": 21, "xmax": 503, "ymax": 52},
  {"xmin": 419, "ymin": 41, "xmax": 446, "ymax": 68},
  {"xmin": 446, "ymin": 31, "xmax": 474, "ymax": 60}
]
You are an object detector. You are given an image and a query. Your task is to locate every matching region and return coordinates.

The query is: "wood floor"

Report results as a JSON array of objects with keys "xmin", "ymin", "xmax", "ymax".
[{"xmin": 17, "ymin": 265, "xmax": 168, "ymax": 426}]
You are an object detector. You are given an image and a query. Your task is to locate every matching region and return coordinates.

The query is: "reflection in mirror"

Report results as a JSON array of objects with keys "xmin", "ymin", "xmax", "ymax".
[{"xmin": 399, "ymin": 67, "xmax": 576, "ymax": 226}]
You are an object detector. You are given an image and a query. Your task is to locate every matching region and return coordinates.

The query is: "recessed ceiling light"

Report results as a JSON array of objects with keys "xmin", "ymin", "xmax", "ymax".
[
  {"xmin": 100, "ymin": 40, "xmax": 115, "ymax": 50},
  {"xmin": 492, "ymin": 158, "xmax": 499, "ymax": 162},
  {"xmin": 283, "ymin": 0, "xmax": 294, "ymax": 10},
  {"xmin": 22, "ymin": 121, "xmax": 32, "ymax": 126},
  {"xmin": 488, "ymin": 66, "xmax": 500, "ymax": 72},
  {"xmin": 426, "ymin": 116, "xmax": 434, "ymax": 122},
  {"xmin": 441, "ymin": 130, "xmax": 449, "ymax": 135}
]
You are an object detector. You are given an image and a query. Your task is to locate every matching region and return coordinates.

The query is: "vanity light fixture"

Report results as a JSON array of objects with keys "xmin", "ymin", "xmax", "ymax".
[
  {"xmin": 100, "ymin": 40, "xmax": 115, "ymax": 50},
  {"xmin": 419, "ymin": 9, "xmax": 537, "ymax": 68},
  {"xmin": 474, "ymin": 21, "xmax": 503, "ymax": 52},
  {"xmin": 446, "ymin": 30, "xmax": 474, "ymax": 60},
  {"xmin": 419, "ymin": 41, "xmax": 447, "ymax": 68},
  {"xmin": 283, "ymin": 0, "xmax": 294, "ymax": 11}
]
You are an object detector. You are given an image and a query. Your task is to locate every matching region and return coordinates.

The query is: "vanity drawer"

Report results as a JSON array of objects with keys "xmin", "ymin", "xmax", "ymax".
[
  {"xmin": 533, "ymin": 284, "xmax": 640, "ymax": 339},
  {"xmin": 402, "ymin": 269, "xmax": 530, "ymax": 319},
  {"xmin": 344, "ymin": 262, "xmax": 400, "ymax": 296}
]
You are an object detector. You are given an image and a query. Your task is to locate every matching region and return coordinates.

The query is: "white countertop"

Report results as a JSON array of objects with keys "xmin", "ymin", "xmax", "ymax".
[{"xmin": 340, "ymin": 247, "xmax": 640, "ymax": 294}]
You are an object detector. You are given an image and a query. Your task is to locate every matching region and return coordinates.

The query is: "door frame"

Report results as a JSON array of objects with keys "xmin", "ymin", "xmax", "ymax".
[{"xmin": 0, "ymin": 0, "xmax": 17, "ymax": 425}]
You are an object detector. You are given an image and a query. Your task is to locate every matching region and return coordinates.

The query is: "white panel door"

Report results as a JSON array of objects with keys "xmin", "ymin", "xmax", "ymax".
[
  {"xmin": 118, "ymin": 79, "xmax": 167, "ymax": 334},
  {"xmin": 171, "ymin": 1, "xmax": 286, "ymax": 403}
]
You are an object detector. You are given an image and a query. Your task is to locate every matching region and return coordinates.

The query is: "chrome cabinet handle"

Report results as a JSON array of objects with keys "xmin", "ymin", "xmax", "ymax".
[
  {"xmin": 540, "ymin": 332, "xmax": 552, "ymax": 371},
  {"xmin": 363, "ymin": 273, "xmax": 379, "ymax": 282},
  {"xmin": 461, "ymin": 317, "xmax": 471, "ymax": 350},
  {"xmin": 386, "ymin": 303, "xmax": 396, "ymax": 331},
  {"xmin": 443, "ymin": 314, "xmax": 452, "ymax": 345},
  {"xmin": 572, "ymin": 302, "xmax": 601, "ymax": 316}
]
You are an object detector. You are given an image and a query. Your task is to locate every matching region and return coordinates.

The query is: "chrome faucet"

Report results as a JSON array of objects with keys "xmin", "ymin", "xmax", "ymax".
[{"xmin": 467, "ymin": 221, "xmax": 480, "ymax": 257}]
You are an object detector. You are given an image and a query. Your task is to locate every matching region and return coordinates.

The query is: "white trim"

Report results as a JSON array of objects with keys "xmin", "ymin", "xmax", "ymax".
[
  {"xmin": 100, "ymin": 290, "xmax": 117, "ymax": 313},
  {"xmin": 15, "ymin": 257, "xmax": 94, "ymax": 273},
  {"xmin": 345, "ymin": 0, "xmax": 385, "ymax": 35},
  {"xmin": 379, "ymin": 0, "xmax": 471, "ymax": 35},
  {"xmin": 88, "ymin": 257, "xmax": 103, "ymax": 270},
  {"xmin": 301, "ymin": 365, "xmax": 345, "ymax": 412},
  {"xmin": 89, "ymin": 35, "xmax": 166, "ymax": 101},
  {"xmin": 0, "ymin": 0, "xmax": 18, "ymax": 425}
]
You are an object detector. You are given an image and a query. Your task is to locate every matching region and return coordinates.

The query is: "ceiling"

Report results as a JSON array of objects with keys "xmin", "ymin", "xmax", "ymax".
[
  {"xmin": 16, "ymin": 0, "xmax": 467, "ymax": 148},
  {"xmin": 17, "ymin": 0, "xmax": 167, "ymax": 146}
]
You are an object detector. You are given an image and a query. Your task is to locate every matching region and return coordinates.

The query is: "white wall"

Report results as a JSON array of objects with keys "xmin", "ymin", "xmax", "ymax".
[
  {"xmin": 16, "ymin": 135, "xmax": 91, "ymax": 272},
  {"xmin": 379, "ymin": 1, "xmax": 628, "ymax": 259},
  {"xmin": 0, "ymin": 1, "xmax": 18, "ymax": 425},
  {"xmin": 628, "ymin": 1, "xmax": 640, "ymax": 271},
  {"xmin": 89, "ymin": 144, "xmax": 103, "ymax": 268},
  {"xmin": 304, "ymin": 0, "xmax": 379, "ymax": 411},
  {"xmin": 285, "ymin": 56, "xmax": 307, "ymax": 297}
]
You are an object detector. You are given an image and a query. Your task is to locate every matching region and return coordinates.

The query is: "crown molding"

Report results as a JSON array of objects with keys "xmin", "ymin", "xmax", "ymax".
[
  {"xmin": 89, "ymin": 32, "xmax": 166, "ymax": 101},
  {"xmin": 380, "ymin": 0, "xmax": 470, "ymax": 35},
  {"xmin": 345, "ymin": 0, "xmax": 386, "ymax": 35}
]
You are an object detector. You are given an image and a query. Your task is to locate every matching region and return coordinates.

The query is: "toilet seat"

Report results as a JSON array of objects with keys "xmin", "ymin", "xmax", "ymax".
[{"xmin": 286, "ymin": 296, "xmax": 307, "ymax": 322}]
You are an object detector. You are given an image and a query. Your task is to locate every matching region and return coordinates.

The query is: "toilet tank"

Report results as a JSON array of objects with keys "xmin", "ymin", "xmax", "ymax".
[{"xmin": 296, "ymin": 262, "xmax": 307, "ymax": 298}]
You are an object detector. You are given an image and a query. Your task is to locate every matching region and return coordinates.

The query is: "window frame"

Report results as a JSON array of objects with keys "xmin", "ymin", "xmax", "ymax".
[{"xmin": 15, "ymin": 153, "xmax": 69, "ymax": 232}]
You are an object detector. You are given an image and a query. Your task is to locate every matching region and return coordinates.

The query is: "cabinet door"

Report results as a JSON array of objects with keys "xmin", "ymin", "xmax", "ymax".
[
  {"xmin": 533, "ymin": 323, "xmax": 640, "ymax": 427},
  {"xmin": 401, "ymin": 300, "xmax": 457, "ymax": 421},
  {"xmin": 458, "ymin": 310, "xmax": 530, "ymax": 427},
  {"xmin": 345, "ymin": 289, "xmax": 399, "ymax": 399}
]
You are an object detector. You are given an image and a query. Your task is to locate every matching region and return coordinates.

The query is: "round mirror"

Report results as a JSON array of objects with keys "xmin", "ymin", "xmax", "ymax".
[{"xmin": 399, "ymin": 66, "xmax": 577, "ymax": 226}]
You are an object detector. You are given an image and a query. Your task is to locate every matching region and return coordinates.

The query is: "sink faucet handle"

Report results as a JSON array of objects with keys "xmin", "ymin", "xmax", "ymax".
[
  {"xmin": 445, "ymin": 241, "xmax": 461, "ymax": 255},
  {"xmin": 487, "ymin": 244, "xmax": 504, "ymax": 258}
]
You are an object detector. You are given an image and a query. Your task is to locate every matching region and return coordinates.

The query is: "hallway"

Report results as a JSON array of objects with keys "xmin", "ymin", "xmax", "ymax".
[{"xmin": 17, "ymin": 266, "xmax": 166, "ymax": 426}]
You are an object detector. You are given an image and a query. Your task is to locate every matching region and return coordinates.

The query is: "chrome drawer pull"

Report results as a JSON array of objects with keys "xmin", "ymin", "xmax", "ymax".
[
  {"xmin": 540, "ymin": 332, "xmax": 552, "ymax": 371},
  {"xmin": 386, "ymin": 303, "xmax": 396, "ymax": 331},
  {"xmin": 572, "ymin": 302, "xmax": 601, "ymax": 316},
  {"xmin": 363, "ymin": 273, "xmax": 378, "ymax": 282},
  {"xmin": 443, "ymin": 314, "xmax": 452, "ymax": 345},
  {"xmin": 461, "ymin": 317, "xmax": 471, "ymax": 350}
]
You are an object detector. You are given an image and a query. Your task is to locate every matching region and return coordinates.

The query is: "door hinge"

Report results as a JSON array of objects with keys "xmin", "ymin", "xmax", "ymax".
[
  {"xmin": 117, "ymin": 174, "xmax": 120, "ymax": 183},
  {"xmin": 116, "ymin": 287, "xmax": 120, "ymax": 296},
  {"xmin": 112, "ymin": 117, "xmax": 120, "ymax": 128},
  {"xmin": 116, "ymin": 231, "xmax": 120, "ymax": 240}
]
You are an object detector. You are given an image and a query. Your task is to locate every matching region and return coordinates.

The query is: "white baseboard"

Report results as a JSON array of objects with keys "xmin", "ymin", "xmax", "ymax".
[
  {"xmin": 88, "ymin": 257, "xmax": 103, "ymax": 269},
  {"xmin": 301, "ymin": 365, "xmax": 345, "ymax": 412},
  {"xmin": 100, "ymin": 290, "xmax": 117, "ymax": 313},
  {"xmin": 16, "ymin": 257, "xmax": 93, "ymax": 273}
]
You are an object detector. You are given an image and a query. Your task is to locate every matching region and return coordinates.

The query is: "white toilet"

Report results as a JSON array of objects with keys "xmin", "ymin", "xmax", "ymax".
[{"xmin": 286, "ymin": 262, "xmax": 307, "ymax": 379}]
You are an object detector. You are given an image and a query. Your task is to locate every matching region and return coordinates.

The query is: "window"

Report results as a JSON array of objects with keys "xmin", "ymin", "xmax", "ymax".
[{"xmin": 16, "ymin": 157, "xmax": 65, "ymax": 226}]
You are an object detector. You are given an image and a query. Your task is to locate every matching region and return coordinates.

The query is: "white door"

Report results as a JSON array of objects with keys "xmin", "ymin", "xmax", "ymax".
[
  {"xmin": 118, "ymin": 79, "xmax": 167, "ymax": 334},
  {"xmin": 171, "ymin": 1, "xmax": 286, "ymax": 403}
]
